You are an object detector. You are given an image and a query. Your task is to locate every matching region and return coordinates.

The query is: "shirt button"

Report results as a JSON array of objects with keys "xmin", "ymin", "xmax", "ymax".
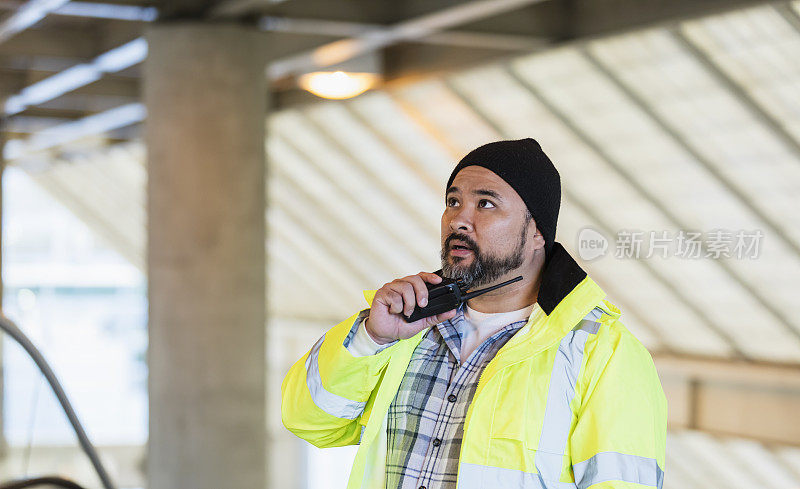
[
  {"xmin": 432, "ymin": 438, "xmax": 442, "ymax": 447},
  {"xmin": 447, "ymin": 394, "xmax": 457, "ymax": 402}
]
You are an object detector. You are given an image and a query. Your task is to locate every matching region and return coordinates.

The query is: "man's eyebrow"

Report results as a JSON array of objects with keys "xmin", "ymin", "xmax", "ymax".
[
  {"xmin": 474, "ymin": 189, "xmax": 502, "ymax": 200},
  {"xmin": 445, "ymin": 186, "xmax": 503, "ymax": 200}
]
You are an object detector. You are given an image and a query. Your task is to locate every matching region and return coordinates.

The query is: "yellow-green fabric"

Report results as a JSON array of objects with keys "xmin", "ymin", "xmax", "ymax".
[{"xmin": 282, "ymin": 251, "xmax": 667, "ymax": 489}]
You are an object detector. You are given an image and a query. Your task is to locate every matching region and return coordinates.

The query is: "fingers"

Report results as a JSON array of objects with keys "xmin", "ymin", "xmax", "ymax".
[
  {"xmin": 419, "ymin": 271, "xmax": 443, "ymax": 284},
  {"xmin": 404, "ymin": 271, "xmax": 444, "ymax": 309},
  {"xmin": 386, "ymin": 280, "xmax": 417, "ymax": 317},
  {"xmin": 377, "ymin": 271, "xmax": 443, "ymax": 319},
  {"xmin": 405, "ymin": 274, "xmax": 430, "ymax": 308},
  {"xmin": 426, "ymin": 308, "xmax": 457, "ymax": 326},
  {"xmin": 376, "ymin": 288, "xmax": 405, "ymax": 315}
]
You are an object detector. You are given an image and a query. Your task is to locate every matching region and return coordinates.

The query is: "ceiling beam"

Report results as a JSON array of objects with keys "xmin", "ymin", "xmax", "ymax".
[
  {"xmin": 0, "ymin": 0, "xmax": 548, "ymax": 140},
  {"xmin": 0, "ymin": 26, "xmax": 98, "ymax": 59},
  {"xmin": 3, "ymin": 0, "xmax": 788, "ymax": 163},
  {"xmin": 210, "ymin": 0, "xmax": 290, "ymax": 18},
  {"xmin": 569, "ymin": 0, "xmax": 780, "ymax": 39},
  {"xmin": 657, "ymin": 353, "xmax": 800, "ymax": 446},
  {"xmin": 258, "ymin": 16, "xmax": 549, "ymax": 52},
  {"xmin": 53, "ymin": 1, "xmax": 157, "ymax": 21},
  {"xmin": 0, "ymin": 71, "xmax": 139, "ymax": 98},
  {"xmin": 267, "ymin": 0, "xmax": 551, "ymax": 80},
  {"xmin": 2, "ymin": 113, "xmax": 72, "ymax": 133},
  {"xmin": 4, "ymin": 102, "xmax": 145, "ymax": 161},
  {"xmin": 0, "ymin": 0, "xmax": 71, "ymax": 45},
  {"xmin": 3, "ymin": 37, "xmax": 145, "ymax": 116},
  {"xmin": 3, "ymin": 2, "xmax": 550, "ymax": 51},
  {"xmin": 0, "ymin": 0, "xmax": 156, "ymax": 21},
  {"xmin": 3, "ymin": 104, "xmax": 86, "ymax": 119}
]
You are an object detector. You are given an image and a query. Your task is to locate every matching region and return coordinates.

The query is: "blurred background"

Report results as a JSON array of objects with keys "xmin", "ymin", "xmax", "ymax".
[{"xmin": 0, "ymin": 0, "xmax": 799, "ymax": 488}]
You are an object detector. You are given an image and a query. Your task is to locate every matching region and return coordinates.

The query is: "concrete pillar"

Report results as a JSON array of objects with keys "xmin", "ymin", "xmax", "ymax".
[
  {"xmin": 0, "ymin": 75, "xmax": 14, "ymax": 460},
  {"xmin": 144, "ymin": 23, "xmax": 266, "ymax": 489},
  {"xmin": 0, "ymin": 138, "xmax": 6, "ymax": 460}
]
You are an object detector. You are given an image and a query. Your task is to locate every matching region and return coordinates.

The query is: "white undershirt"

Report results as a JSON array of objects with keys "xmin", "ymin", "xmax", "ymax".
[{"xmin": 460, "ymin": 302, "xmax": 539, "ymax": 363}]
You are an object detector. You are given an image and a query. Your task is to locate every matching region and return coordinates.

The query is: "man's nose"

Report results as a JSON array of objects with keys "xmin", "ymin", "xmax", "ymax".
[{"xmin": 449, "ymin": 206, "xmax": 474, "ymax": 232}]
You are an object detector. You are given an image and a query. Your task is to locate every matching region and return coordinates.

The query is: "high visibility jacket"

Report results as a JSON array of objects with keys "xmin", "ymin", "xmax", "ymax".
[{"xmin": 281, "ymin": 243, "xmax": 667, "ymax": 489}]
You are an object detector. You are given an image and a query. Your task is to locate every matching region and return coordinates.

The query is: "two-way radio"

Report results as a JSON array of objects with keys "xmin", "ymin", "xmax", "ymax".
[{"xmin": 402, "ymin": 272, "xmax": 524, "ymax": 323}]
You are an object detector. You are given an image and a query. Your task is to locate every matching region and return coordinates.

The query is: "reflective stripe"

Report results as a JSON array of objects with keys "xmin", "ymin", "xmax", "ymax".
[
  {"xmin": 458, "ymin": 462, "xmax": 576, "ymax": 489},
  {"xmin": 573, "ymin": 452, "xmax": 664, "ymax": 489},
  {"xmin": 457, "ymin": 455, "xmax": 663, "ymax": 489},
  {"xmin": 574, "ymin": 319, "xmax": 600, "ymax": 335},
  {"xmin": 577, "ymin": 307, "xmax": 604, "ymax": 332},
  {"xmin": 586, "ymin": 306, "xmax": 603, "ymax": 322},
  {"xmin": 535, "ymin": 310, "xmax": 600, "ymax": 484},
  {"xmin": 305, "ymin": 334, "xmax": 366, "ymax": 419}
]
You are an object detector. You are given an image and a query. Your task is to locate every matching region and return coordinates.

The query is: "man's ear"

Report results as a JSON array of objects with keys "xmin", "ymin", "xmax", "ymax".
[{"xmin": 530, "ymin": 227, "xmax": 546, "ymax": 250}]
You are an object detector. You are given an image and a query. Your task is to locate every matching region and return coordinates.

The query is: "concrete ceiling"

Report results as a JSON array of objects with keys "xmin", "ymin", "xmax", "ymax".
[{"xmin": 0, "ymin": 0, "xmax": 781, "ymax": 145}]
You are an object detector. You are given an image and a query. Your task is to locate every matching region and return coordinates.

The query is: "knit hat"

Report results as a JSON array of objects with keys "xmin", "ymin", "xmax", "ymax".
[{"xmin": 446, "ymin": 138, "xmax": 561, "ymax": 259}]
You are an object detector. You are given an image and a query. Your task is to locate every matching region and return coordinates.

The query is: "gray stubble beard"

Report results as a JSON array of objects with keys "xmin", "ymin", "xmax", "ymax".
[{"xmin": 440, "ymin": 219, "xmax": 530, "ymax": 289}]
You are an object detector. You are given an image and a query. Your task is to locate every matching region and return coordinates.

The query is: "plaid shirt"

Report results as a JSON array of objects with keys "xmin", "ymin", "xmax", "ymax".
[{"xmin": 344, "ymin": 305, "xmax": 532, "ymax": 489}]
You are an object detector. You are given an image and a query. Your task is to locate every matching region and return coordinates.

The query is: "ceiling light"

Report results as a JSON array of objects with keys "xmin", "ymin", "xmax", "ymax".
[{"xmin": 298, "ymin": 70, "xmax": 379, "ymax": 100}]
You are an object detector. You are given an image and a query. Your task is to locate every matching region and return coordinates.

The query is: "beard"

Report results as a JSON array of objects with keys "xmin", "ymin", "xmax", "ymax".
[{"xmin": 440, "ymin": 220, "xmax": 530, "ymax": 289}]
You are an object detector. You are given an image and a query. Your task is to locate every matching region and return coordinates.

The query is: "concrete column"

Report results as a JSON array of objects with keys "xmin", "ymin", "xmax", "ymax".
[
  {"xmin": 0, "ymin": 76, "xmax": 14, "ymax": 459},
  {"xmin": 0, "ymin": 138, "xmax": 6, "ymax": 460},
  {"xmin": 144, "ymin": 23, "xmax": 266, "ymax": 489}
]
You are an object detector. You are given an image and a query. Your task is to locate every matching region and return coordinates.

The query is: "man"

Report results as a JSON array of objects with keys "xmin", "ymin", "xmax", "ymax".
[{"xmin": 281, "ymin": 138, "xmax": 667, "ymax": 489}]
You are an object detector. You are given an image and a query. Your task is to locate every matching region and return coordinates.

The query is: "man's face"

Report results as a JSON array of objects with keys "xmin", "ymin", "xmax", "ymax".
[{"xmin": 440, "ymin": 166, "xmax": 543, "ymax": 288}]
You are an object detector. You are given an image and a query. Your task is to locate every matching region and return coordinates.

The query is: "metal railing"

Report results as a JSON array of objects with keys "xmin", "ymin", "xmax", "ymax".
[
  {"xmin": 0, "ymin": 313, "xmax": 117, "ymax": 489},
  {"xmin": 0, "ymin": 476, "xmax": 88, "ymax": 489}
]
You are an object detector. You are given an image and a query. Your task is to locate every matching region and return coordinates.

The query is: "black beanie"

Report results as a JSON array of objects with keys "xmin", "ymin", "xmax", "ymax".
[{"xmin": 446, "ymin": 138, "xmax": 561, "ymax": 259}]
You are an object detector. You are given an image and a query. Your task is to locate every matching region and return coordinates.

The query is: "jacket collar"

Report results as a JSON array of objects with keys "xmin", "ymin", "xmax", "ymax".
[{"xmin": 538, "ymin": 241, "xmax": 593, "ymax": 315}]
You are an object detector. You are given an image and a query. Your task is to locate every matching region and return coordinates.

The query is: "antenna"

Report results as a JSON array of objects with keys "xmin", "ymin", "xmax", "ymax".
[{"xmin": 461, "ymin": 275, "xmax": 523, "ymax": 301}]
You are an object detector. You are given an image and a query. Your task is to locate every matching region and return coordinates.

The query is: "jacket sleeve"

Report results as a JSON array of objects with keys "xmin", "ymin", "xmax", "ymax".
[
  {"xmin": 347, "ymin": 312, "xmax": 398, "ymax": 357},
  {"xmin": 569, "ymin": 319, "xmax": 668, "ymax": 489},
  {"xmin": 280, "ymin": 306, "xmax": 394, "ymax": 448}
]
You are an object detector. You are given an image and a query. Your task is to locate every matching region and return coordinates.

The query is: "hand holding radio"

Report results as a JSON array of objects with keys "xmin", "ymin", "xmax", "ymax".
[
  {"xmin": 365, "ymin": 271, "xmax": 458, "ymax": 345},
  {"xmin": 365, "ymin": 270, "xmax": 524, "ymax": 345}
]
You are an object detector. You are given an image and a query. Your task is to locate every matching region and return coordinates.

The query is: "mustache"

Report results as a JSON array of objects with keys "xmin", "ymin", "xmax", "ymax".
[{"xmin": 444, "ymin": 233, "xmax": 479, "ymax": 251}]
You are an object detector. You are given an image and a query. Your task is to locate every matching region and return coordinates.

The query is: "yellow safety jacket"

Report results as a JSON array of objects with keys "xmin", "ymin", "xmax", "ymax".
[{"xmin": 282, "ymin": 243, "xmax": 667, "ymax": 489}]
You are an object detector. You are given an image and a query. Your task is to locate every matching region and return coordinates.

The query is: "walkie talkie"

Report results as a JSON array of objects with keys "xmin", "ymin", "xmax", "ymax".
[{"xmin": 402, "ymin": 272, "xmax": 524, "ymax": 323}]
